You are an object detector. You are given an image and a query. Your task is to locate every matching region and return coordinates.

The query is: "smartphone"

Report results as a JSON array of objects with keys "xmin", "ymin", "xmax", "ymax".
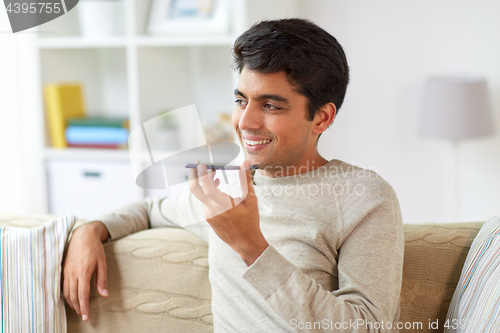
[{"xmin": 185, "ymin": 163, "xmax": 259, "ymax": 170}]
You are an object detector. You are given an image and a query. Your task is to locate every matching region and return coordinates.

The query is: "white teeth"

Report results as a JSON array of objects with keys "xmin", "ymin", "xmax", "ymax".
[{"xmin": 245, "ymin": 139, "xmax": 271, "ymax": 146}]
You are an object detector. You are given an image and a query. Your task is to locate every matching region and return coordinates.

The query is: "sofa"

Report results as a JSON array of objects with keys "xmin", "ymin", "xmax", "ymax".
[{"xmin": 0, "ymin": 212, "xmax": 484, "ymax": 333}]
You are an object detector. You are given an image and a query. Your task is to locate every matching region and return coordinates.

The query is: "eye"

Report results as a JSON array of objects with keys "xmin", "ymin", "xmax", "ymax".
[
  {"xmin": 234, "ymin": 99, "xmax": 247, "ymax": 108},
  {"xmin": 264, "ymin": 103, "xmax": 280, "ymax": 110}
]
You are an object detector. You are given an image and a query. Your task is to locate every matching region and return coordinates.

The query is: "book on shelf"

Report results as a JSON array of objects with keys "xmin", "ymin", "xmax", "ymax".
[
  {"xmin": 67, "ymin": 143, "xmax": 127, "ymax": 149},
  {"xmin": 43, "ymin": 83, "xmax": 85, "ymax": 148},
  {"xmin": 67, "ymin": 116, "xmax": 129, "ymax": 129},
  {"xmin": 65, "ymin": 126, "xmax": 129, "ymax": 145},
  {"xmin": 65, "ymin": 116, "xmax": 130, "ymax": 149}
]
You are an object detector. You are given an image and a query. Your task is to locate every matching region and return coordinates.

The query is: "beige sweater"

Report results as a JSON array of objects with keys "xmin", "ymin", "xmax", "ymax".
[{"xmin": 91, "ymin": 159, "xmax": 404, "ymax": 332}]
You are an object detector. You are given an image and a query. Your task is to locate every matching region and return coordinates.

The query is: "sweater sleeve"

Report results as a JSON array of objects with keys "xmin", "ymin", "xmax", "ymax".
[
  {"xmin": 80, "ymin": 172, "xmax": 240, "ymax": 243},
  {"xmin": 85, "ymin": 192, "xmax": 210, "ymax": 243},
  {"xmin": 242, "ymin": 181, "xmax": 404, "ymax": 332}
]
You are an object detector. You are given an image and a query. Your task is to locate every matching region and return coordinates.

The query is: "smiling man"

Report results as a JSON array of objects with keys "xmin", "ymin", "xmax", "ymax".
[
  {"xmin": 63, "ymin": 18, "xmax": 404, "ymax": 332},
  {"xmin": 232, "ymin": 69, "xmax": 332, "ymax": 177}
]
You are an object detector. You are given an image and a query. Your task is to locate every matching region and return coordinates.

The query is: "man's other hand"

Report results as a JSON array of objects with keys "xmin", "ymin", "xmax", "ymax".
[{"xmin": 62, "ymin": 221, "xmax": 110, "ymax": 321}]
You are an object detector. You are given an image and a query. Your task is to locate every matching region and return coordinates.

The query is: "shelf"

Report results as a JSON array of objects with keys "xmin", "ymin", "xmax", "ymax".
[
  {"xmin": 43, "ymin": 148, "xmax": 131, "ymax": 162},
  {"xmin": 37, "ymin": 35, "xmax": 237, "ymax": 49},
  {"xmin": 43, "ymin": 147, "xmax": 185, "ymax": 164},
  {"xmin": 37, "ymin": 37, "xmax": 129, "ymax": 49},
  {"xmin": 34, "ymin": 0, "xmax": 252, "ymax": 213},
  {"xmin": 134, "ymin": 35, "xmax": 237, "ymax": 47}
]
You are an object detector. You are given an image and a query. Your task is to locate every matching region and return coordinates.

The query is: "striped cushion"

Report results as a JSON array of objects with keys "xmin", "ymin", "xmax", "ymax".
[
  {"xmin": 0, "ymin": 215, "xmax": 76, "ymax": 333},
  {"xmin": 445, "ymin": 215, "xmax": 500, "ymax": 332}
]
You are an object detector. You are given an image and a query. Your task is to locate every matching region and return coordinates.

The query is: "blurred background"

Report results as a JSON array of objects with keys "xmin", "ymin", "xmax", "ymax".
[{"xmin": 0, "ymin": 0, "xmax": 499, "ymax": 223}]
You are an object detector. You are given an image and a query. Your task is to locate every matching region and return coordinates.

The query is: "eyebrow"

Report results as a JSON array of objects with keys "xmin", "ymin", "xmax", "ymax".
[{"xmin": 234, "ymin": 88, "xmax": 291, "ymax": 106}]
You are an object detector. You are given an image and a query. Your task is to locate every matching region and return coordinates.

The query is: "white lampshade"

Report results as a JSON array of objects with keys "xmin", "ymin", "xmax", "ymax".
[{"xmin": 419, "ymin": 75, "xmax": 496, "ymax": 139}]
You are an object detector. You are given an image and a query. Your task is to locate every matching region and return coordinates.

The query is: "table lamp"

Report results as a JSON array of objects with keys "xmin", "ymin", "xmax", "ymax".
[{"xmin": 419, "ymin": 75, "xmax": 496, "ymax": 221}]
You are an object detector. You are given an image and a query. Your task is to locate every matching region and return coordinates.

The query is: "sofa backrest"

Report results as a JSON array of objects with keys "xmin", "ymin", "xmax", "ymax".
[{"xmin": 399, "ymin": 221, "xmax": 484, "ymax": 333}]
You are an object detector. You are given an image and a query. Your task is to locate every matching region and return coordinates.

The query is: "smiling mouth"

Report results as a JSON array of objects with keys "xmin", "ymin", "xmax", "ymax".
[{"xmin": 244, "ymin": 139, "xmax": 272, "ymax": 146}]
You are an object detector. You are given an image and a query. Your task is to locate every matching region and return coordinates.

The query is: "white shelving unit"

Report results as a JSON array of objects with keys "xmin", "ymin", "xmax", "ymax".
[
  {"xmin": 29, "ymin": 0, "xmax": 249, "ymax": 217},
  {"xmin": 31, "ymin": 0, "xmax": 300, "ymax": 216}
]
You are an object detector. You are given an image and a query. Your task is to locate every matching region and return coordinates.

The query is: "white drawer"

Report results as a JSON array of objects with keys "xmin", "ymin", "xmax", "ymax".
[{"xmin": 46, "ymin": 160, "xmax": 143, "ymax": 219}]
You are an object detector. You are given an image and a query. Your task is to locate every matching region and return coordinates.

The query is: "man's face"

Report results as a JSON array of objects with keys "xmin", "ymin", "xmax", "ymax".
[{"xmin": 232, "ymin": 68, "xmax": 320, "ymax": 176}]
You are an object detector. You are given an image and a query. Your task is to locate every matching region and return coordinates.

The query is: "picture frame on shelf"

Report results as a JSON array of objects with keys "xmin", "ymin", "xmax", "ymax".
[{"xmin": 147, "ymin": 0, "xmax": 231, "ymax": 36}]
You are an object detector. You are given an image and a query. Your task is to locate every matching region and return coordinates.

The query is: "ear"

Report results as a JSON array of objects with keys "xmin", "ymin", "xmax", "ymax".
[{"xmin": 312, "ymin": 103, "xmax": 336, "ymax": 135}]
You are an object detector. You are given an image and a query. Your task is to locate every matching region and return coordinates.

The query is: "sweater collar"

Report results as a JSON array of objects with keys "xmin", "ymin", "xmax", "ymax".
[{"xmin": 253, "ymin": 160, "xmax": 339, "ymax": 186}]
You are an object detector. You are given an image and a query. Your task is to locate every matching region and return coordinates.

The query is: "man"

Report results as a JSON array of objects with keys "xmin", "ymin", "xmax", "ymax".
[{"xmin": 63, "ymin": 18, "xmax": 404, "ymax": 332}]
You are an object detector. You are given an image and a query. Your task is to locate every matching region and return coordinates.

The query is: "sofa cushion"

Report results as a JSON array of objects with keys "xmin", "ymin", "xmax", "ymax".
[
  {"xmin": 399, "ymin": 221, "xmax": 484, "ymax": 333},
  {"xmin": 66, "ymin": 227, "xmax": 212, "ymax": 333},
  {"xmin": 444, "ymin": 216, "xmax": 500, "ymax": 332},
  {"xmin": 0, "ymin": 213, "xmax": 76, "ymax": 333}
]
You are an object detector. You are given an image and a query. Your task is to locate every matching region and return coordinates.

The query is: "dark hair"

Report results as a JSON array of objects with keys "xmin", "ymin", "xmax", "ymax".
[{"xmin": 232, "ymin": 18, "xmax": 349, "ymax": 122}]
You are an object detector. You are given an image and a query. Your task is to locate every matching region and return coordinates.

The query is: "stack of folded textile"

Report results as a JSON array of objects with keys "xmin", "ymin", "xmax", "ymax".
[{"xmin": 65, "ymin": 116, "xmax": 129, "ymax": 149}]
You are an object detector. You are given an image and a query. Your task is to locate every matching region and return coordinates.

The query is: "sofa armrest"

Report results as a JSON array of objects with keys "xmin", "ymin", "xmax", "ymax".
[
  {"xmin": 65, "ymin": 227, "xmax": 212, "ymax": 333},
  {"xmin": 399, "ymin": 221, "xmax": 484, "ymax": 332}
]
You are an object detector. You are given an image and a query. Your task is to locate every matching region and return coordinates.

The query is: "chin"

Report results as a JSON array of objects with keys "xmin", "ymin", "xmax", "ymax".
[{"xmin": 244, "ymin": 156, "xmax": 261, "ymax": 166}]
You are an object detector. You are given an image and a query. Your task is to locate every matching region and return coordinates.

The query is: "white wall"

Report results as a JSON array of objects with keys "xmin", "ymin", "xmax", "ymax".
[
  {"xmin": 300, "ymin": 0, "xmax": 500, "ymax": 223},
  {"xmin": 1, "ymin": 1, "xmax": 499, "ymax": 223},
  {"xmin": 0, "ymin": 10, "xmax": 40, "ymax": 213}
]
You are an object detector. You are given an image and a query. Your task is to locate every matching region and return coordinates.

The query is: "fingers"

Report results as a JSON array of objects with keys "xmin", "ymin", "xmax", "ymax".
[
  {"xmin": 188, "ymin": 167, "xmax": 209, "ymax": 202},
  {"xmin": 63, "ymin": 276, "xmax": 73, "ymax": 310},
  {"xmin": 69, "ymin": 278, "xmax": 81, "ymax": 316},
  {"xmin": 197, "ymin": 164, "xmax": 221, "ymax": 195},
  {"xmin": 208, "ymin": 169, "xmax": 221, "ymax": 188},
  {"xmin": 78, "ymin": 277, "xmax": 90, "ymax": 321},
  {"xmin": 63, "ymin": 263, "xmax": 107, "ymax": 321},
  {"xmin": 189, "ymin": 163, "xmax": 225, "ymax": 203},
  {"xmin": 96, "ymin": 259, "xmax": 109, "ymax": 298}
]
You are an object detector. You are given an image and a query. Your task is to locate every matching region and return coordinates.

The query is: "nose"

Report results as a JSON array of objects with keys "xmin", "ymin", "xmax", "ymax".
[{"xmin": 238, "ymin": 102, "xmax": 262, "ymax": 131}]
